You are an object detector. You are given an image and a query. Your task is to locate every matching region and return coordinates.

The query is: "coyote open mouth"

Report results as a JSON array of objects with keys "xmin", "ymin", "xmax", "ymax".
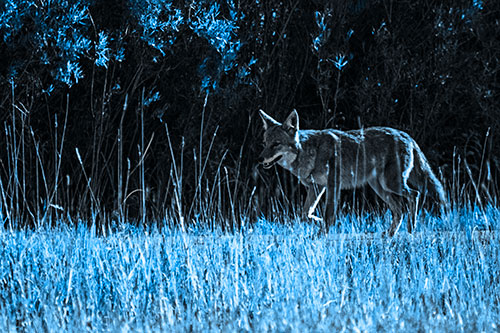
[{"xmin": 262, "ymin": 154, "xmax": 282, "ymax": 169}]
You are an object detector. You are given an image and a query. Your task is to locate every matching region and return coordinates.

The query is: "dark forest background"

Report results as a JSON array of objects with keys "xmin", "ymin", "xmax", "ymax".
[{"xmin": 0, "ymin": 0, "xmax": 498, "ymax": 229}]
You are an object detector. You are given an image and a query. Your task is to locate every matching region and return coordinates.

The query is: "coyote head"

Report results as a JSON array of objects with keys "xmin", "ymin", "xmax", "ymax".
[{"xmin": 258, "ymin": 110, "xmax": 300, "ymax": 169}]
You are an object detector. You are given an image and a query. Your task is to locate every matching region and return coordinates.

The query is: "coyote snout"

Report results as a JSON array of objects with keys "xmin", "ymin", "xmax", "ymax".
[
  {"xmin": 258, "ymin": 109, "xmax": 448, "ymax": 236},
  {"xmin": 258, "ymin": 152, "xmax": 282, "ymax": 169}
]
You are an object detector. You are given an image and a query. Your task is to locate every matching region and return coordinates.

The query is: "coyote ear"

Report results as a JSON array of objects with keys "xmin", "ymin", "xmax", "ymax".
[
  {"xmin": 259, "ymin": 109, "xmax": 281, "ymax": 130},
  {"xmin": 283, "ymin": 109, "xmax": 299, "ymax": 131}
]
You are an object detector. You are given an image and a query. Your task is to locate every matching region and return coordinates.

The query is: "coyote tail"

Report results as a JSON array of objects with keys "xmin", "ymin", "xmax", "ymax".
[{"xmin": 415, "ymin": 149, "xmax": 449, "ymax": 212}]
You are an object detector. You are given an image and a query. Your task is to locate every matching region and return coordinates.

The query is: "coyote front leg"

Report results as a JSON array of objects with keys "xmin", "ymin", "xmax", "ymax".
[
  {"xmin": 325, "ymin": 185, "xmax": 340, "ymax": 233},
  {"xmin": 324, "ymin": 155, "xmax": 341, "ymax": 233},
  {"xmin": 304, "ymin": 186, "xmax": 325, "ymax": 222}
]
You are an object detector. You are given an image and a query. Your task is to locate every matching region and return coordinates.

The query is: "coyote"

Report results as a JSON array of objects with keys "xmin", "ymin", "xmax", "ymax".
[{"xmin": 258, "ymin": 109, "xmax": 447, "ymax": 236}]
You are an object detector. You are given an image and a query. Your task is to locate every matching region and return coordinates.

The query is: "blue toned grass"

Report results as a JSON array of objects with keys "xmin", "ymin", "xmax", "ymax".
[{"xmin": 0, "ymin": 207, "xmax": 499, "ymax": 332}]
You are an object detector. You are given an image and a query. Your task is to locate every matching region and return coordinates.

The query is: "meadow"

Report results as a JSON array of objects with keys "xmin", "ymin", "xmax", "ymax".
[
  {"xmin": 1, "ymin": 1, "xmax": 499, "ymax": 331},
  {"xmin": 0, "ymin": 207, "xmax": 498, "ymax": 332}
]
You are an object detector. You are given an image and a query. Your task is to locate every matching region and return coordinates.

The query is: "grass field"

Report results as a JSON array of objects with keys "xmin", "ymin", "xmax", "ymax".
[{"xmin": 0, "ymin": 207, "xmax": 498, "ymax": 332}]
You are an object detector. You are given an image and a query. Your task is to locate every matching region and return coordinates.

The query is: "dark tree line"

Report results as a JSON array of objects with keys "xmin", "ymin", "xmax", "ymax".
[{"xmin": 0, "ymin": 0, "xmax": 498, "ymax": 228}]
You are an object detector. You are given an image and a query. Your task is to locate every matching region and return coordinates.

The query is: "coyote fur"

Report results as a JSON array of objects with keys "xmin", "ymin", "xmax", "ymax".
[{"xmin": 258, "ymin": 109, "xmax": 447, "ymax": 236}]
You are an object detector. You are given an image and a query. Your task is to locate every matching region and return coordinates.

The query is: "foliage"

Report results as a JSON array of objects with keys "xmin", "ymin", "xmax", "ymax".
[
  {"xmin": 0, "ymin": 0, "xmax": 92, "ymax": 88},
  {"xmin": 128, "ymin": 0, "xmax": 182, "ymax": 57}
]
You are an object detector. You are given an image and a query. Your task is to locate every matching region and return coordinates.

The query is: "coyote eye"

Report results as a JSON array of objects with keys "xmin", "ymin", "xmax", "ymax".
[{"xmin": 271, "ymin": 143, "xmax": 280, "ymax": 149}]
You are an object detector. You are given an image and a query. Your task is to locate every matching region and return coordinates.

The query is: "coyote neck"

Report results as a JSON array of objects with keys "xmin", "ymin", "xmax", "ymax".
[{"xmin": 281, "ymin": 129, "xmax": 330, "ymax": 187}]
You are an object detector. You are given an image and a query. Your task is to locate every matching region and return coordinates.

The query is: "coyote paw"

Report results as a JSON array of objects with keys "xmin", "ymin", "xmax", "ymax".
[{"xmin": 307, "ymin": 212, "xmax": 323, "ymax": 223}]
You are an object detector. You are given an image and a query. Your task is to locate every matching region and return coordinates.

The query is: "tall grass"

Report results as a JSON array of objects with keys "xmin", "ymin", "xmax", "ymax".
[
  {"xmin": 1, "ymin": 80, "xmax": 499, "ymax": 332},
  {"xmin": 0, "ymin": 210, "xmax": 498, "ymax": 331}
]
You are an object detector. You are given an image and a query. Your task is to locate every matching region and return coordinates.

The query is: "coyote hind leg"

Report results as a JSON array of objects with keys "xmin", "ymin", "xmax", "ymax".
[
  {"xmin": 406, "ymin": 189, "xmax": 420, "ymax": 233},
  {"xmin": 369, "ymin": 176, "xmax": 420, "ymax": 236},
  {"xmin": 369, "ymin": 176, "xmax": 410, "ymax": 236}
]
